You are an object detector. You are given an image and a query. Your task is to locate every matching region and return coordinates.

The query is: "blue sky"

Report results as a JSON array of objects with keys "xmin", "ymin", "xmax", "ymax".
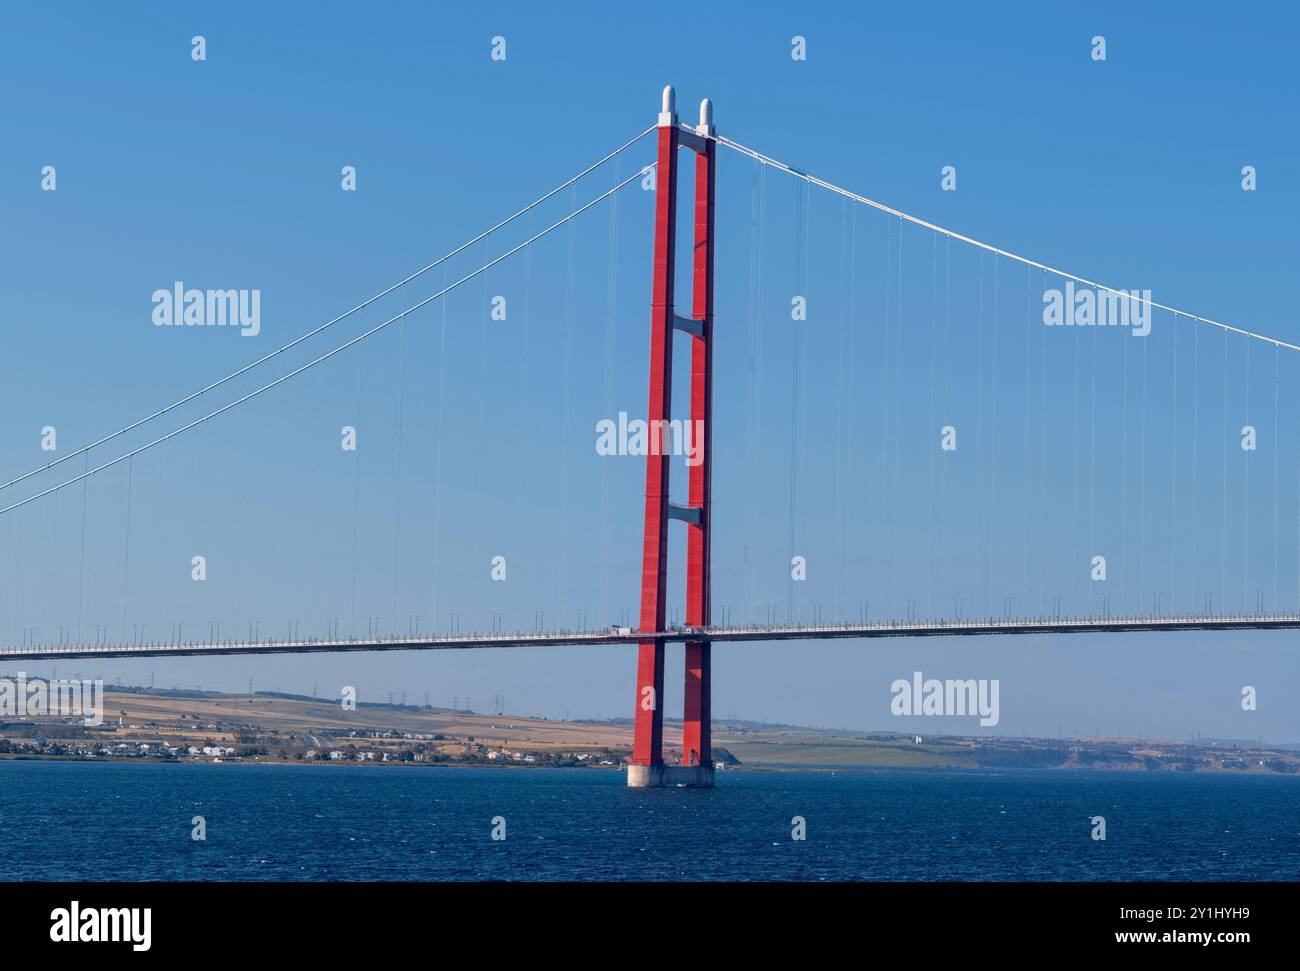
[{"xmin": 1, "ymin": 2, "xmax": 1297, "ymax": 742}]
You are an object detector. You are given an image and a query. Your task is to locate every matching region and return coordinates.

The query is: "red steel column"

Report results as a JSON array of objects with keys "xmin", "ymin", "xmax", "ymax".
[
  {"xmin": 631, "ymin": 90, "xmax": 680, "ymax": 768},
  {"xmin": 682, "ymin": 102, "xmax": 715, "ymax": 768}
]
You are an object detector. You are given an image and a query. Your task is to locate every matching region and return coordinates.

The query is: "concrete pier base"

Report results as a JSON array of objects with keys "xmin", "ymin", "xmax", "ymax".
[{"xmin": 626, "ymin": 763, "xmax": 715, "ymax": 788}]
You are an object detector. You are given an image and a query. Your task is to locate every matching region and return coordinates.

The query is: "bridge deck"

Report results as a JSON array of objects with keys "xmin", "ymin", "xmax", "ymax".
[{"xmin": 1, "ymin": 614, "xmax": 1297, "ymax": 661}]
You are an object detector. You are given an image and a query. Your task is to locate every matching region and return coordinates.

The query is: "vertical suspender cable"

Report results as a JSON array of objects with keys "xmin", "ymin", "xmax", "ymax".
[
  {"xmin": 1138, "ymin": 321, "xmax": 1148, "ymax": 612},
  {"xmin": 802, "ymin": 186, "xmax": 813, "ymax": 617},
  {"xmin": 1037, "ymin": 268, "xmax": 1047, "ymax": 615},
  {"xmin": 391, "ymin": 316, "xmax": 407, "ymax": 634},
  {"xmin": 1272, "ymin": 344, "xmax": 1279, "ymax": 611},
  {"xmin": 1083, "ymin": 304, "xmax": 1097, "ymax": 615},
  {"xmin": 891, "ymin": 217, "xmax": 903, "ymax": 616},
  {"xmin": 742, "ymin": 161, "xmax": 759, "ymax": 620},
  {"xmin": 1022, "ymin": 263, "xmax": 1031, "ymax": 615},
  {"xmin": 1118, "ymin": 297, "xmax": 1128, "ymax": 616},
  {"xmin": 474, "ymin": 240, "xmax": 490, "ymax": 630},
  {"xmin": 557, "ymin": 185, "xmax": 577, "ymax": 627},
  {"xmin": 746, "ymin": 164, "xmax": 768, "ymax": 622},
  {"xmin": 600, "ymin": 156, "xmax": 621, "ymax": 626},
  {"xmin": 878, "ymin": 216, "xmax": 891, "ymax": 616},
  {"xmin": 846, "ymin": 205, "xmax": 858, "ymax": 618},
  {"xmin": 1070, "ymin": 273, "xmax": 1082, "ymax": 614},
  {"xmin": 514, "ymin": 212, "xmax": 534, "ymax": 618},
  {"xmin": 940, "ymin": 237, "xmax": 951, "ymax": 616},
  {"xmin": 77, "ymin": 454, "xmax": 89, "ymax": 642},
  {"xmin": 121, "ymin": 456, "xmax": 133, "ymax": 641},
  {"xmin": 1221, "ymin": 329, "xmax": 1229, "ymax": 611},
  {"xmin": 349, "ymin": 340, "xmax": 365, "ymax": 637},
  {"xmin": 1244, "ymin": 335, "xmax": 1251, "ymax": 612},
  {"xmin": 431, "ymin": 268, "xmax": 448, "ymax": 631},
  {"xmin": 975, "ymin": 251, "xmax": 986, "ymax": 615},
  {"xmin": 988, "ymin": 255, "xmax": 1000, "ymax": 612},
  {"xmin": 834, "ymin": 198, "xmax": 849, "ymax": 619},
  {"xmin": 786, "ymin": 182, "xmax": 805, "ymax": 624},
  {"xmin": 925, "ymin": 231, "xmax": 938, "ymax": 617},
  {"xmin": 1171, "ymin": 311, "xmax": 1179, "ymax": 612},
  {"xmin": 1192, "ymin": 321, "xmax": 1199, "ymax": 610}
]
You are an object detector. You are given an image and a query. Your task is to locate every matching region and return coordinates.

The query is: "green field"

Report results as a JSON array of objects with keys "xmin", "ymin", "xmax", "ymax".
[{"xmin": 723, "ymin": 736, "xmax": 980, "ymax": 768}]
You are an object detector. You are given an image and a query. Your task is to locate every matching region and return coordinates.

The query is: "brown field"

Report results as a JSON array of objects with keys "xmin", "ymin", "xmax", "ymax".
[
  {"xmin": 5, "ymin": 687, "xmax": 1296, "ymax": 774},
  {"xmin": 95, "ymin": 690, "xmax": 652, "ymax": 756},
  {"xmin": 82, "ymin": 691, "xmax": 1008, "ymax": 767}
]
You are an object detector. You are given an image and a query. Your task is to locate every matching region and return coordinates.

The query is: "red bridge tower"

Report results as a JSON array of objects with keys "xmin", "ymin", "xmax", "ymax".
[{"xmin": 628, "ymin": 86, "xmax": 716, "ymax": 788}]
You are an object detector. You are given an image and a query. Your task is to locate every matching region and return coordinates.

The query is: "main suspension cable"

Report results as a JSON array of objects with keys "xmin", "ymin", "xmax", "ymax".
[
  {"xmin": 0, "ymin": 166, "xmax": 650, "ymax": 519},
  {"xmin": 0, "ymin": 126, "xmax": 657, "ymax": 494},
  {"xmin": 712, "ymin": 131, "xmax": 1298, "ymax": 352}
]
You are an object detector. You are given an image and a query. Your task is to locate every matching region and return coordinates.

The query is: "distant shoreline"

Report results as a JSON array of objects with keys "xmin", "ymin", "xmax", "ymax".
[
  {"xmin": 1, "ymin": 752, "xmax": 1297, "ymax": 779},
  {"xmin": 2, "ymin": 683, "xmax": 1295, "ymax": 777}
]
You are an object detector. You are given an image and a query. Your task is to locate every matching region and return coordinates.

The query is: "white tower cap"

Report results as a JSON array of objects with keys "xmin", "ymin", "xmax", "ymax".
[
  {"xmin": 697, "ymin": 97, "xmax": 714, "ymax": 136},
  {"xmin": 658, "ymin": 84, "xmax": 677, "ymax": 127}
]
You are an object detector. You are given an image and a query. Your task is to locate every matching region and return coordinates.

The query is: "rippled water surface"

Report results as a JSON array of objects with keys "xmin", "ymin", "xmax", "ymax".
[{"xmin": 1, "ymin": 761, "xmax": 1296, "ymax": 880}]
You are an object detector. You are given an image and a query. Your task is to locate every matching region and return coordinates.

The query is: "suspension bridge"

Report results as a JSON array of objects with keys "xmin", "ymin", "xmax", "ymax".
[
  {"xmin": 2, "ymin": 613, "xmax": 1299, "ymax": 662},
  {"xmin": 4, "ymin": 87, "xmax": 1296, "ymax": 785}
]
